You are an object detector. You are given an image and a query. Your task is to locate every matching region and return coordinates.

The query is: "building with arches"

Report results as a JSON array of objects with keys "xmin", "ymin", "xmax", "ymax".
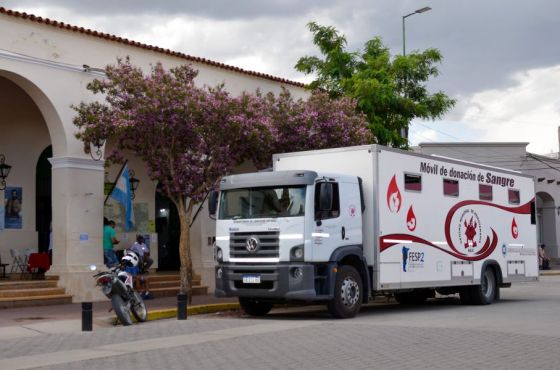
[{"xmin": 0, "ymin": 7, "xmax": 307, "ymax": 301}]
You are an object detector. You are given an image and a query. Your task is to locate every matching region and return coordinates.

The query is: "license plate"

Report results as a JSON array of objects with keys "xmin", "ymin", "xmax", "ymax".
[{"xmin": 242, "ymin": 275, "xmax": 261, "ymax": 284}]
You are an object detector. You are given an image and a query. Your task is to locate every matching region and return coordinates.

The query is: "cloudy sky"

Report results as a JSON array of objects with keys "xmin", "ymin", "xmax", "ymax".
[{"xmin": 3, "ymin": 0, "xmax": 560, "ymax": 154}]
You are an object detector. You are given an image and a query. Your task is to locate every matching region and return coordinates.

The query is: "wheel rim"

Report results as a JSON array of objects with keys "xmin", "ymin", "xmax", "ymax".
[
  {"xmin": 340, "ymin": 276, "xmax": 360, "ymax": 308},
  {"xmin": 133, "ymin": 293, "xmax": 147, "ymax": 319},
  {"xmin": 482, "ymin": 270, "xmax": 494, "ymax": 299}
]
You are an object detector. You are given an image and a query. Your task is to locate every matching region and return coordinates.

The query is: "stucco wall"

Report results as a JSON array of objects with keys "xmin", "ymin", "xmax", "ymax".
[{"xmin": 0, "ymin": 12, "xmax": 308, "ymax": 297}]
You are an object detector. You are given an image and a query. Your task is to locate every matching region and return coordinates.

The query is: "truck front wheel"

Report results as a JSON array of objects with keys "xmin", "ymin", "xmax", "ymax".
[
  {"xmin": 239, "ymin": 298, "xmax": 273, "ymax": 316},
  {"xmin": 327, "ymin": 265, "xmax": 363, "ymax": 319}
]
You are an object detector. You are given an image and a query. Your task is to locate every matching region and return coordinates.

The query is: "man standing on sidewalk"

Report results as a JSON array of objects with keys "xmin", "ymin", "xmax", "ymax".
[{"xmin": 103, "ymin": 218, "xmax": 119, "ymax": 268}]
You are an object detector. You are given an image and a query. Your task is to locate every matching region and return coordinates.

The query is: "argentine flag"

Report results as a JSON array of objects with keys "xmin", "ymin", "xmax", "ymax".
[{"xmin": 110, "ymin": 164, "xmax": 135, "ymax": 231}]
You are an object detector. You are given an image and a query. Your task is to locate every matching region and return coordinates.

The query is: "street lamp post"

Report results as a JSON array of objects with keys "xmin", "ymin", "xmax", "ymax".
[
  {"xmin": 401, "ymin": 6, "xmax": 431, "ymax": 143},
  {"xmin": 402, "ymin": 6, "xmax": 431, "ymax": 56}
]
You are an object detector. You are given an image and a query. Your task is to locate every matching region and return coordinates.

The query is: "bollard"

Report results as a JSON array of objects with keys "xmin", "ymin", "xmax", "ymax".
[
  {"xmin": 177, "ymin": 293, "xmax": 187, "ymax": 320},
  {"xmin": 82, "ymin": 302, "xmax": 93, "ymax": 331}
]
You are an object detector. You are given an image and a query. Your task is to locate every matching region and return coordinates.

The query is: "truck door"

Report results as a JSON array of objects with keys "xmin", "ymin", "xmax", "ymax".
[{"xmin": 311, "ymin": 181, "xmax": 362, "ymax": 261}]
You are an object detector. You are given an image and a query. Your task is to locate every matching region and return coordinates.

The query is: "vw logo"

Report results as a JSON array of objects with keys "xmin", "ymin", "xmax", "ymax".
[{"xmin": 246, "ymin": 237, "xmax": 260, "ymax": 253}]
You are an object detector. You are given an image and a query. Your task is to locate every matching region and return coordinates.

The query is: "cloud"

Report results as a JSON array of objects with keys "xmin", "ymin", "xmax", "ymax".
[
  {"xmin": 3, "ymin": 0, "xmax": 560, "ymax": 154},
  {"xmin": 5, "ymin": 0, "xmax": 560, "ymax": 98},
  {"xmin": 449, "ymin": 65, "xmax": 560, "ymax": 154},
  {"xmin": 410, "ymin": 64, "xmax": 560, "ymax": 155},
  {"xmin": 0, "ymin": 0, "xmax": 338, "ymax": 19}
]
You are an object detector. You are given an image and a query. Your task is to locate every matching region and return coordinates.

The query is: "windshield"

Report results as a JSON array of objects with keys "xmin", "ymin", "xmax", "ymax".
[{"xmin": 219, "ymin": 186, "xmax": 306, "ymax": 219}]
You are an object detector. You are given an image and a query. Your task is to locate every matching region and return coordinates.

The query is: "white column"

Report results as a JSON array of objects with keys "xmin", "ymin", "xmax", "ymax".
[{"xmin": 47, "ymin": 156, "xmax": 106, "ymax": 302}]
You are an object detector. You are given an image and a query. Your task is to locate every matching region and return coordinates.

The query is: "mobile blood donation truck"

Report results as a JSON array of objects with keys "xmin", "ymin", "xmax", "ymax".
[{"xmin": 214, "ymin": 145, "xmax": 538, "ymax": 318}]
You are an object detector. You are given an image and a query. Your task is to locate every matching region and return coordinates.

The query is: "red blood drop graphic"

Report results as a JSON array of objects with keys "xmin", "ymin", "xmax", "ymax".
[
  {"xmin": 407, "ymin": 206, "xmax": 417, "ymax": 231},
  {"xmin": 511, "ymin": 217, "xmax": 519, "ymax": 239},
  {"xmin": 386, "ymin": 175, "xmax": 402, "ymax": 213}
]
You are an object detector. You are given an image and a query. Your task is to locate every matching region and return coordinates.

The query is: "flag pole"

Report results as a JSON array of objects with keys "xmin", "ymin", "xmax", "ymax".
[{"xmin": 104, "ymin": 160, "xmax": 128, "ymax": 205}]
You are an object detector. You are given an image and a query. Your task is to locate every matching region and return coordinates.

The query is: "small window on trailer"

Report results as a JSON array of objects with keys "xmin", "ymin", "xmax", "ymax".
[
  {"xmin": 479, "ymin": 184, "xmax": 493, "ymax": 201},
  {"xmin": 508, "ymin": 189, "xmax": 520, "ymax": 205},
  {"xmin": 443, "ymin": 179, "xmax": 459, "ymax": 197},
  {"xmin": 404, "ymin": 173, "xmax": 422, "ymax": 192}
]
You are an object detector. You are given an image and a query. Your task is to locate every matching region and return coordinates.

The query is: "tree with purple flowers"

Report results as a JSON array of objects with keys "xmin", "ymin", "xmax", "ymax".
[
  {"xmin": 260, "ymin": 88, "xmax": 373, "ymax": 165},
  {"xmin": 73, "ymin": 59, "xmax": 372, "ymax": 302}
]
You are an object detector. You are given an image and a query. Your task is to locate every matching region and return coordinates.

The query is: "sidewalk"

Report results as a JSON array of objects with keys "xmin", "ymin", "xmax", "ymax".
[
  {"xmin": 0, "ymin": 294, "xmax": 237, "ymax": 339},
  {"xmin": 1, "ymin": 270, "xmax": 558, "ymax": 340}
]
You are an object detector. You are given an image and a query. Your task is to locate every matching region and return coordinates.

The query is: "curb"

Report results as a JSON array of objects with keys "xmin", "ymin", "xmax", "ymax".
[
  {"xmin": 148, "ymin": 302, "xmax": 241, "ymax": 321},
  {"xmin": 104, "ymin": 302, "xmax": 241, "ymax": 326},
  {"xmin": 540, "ymin": 270, "xmax": 560, "ymax": 276}
]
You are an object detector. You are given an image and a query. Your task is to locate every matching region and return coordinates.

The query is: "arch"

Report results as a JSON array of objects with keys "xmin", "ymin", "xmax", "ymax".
[
  {"xmin": 536, "ymin": 191, "xmax": 558, "ymax": 258},
  {"xmin": 0, "ymin": 70, "xmax": 67, "ymax": 156}
]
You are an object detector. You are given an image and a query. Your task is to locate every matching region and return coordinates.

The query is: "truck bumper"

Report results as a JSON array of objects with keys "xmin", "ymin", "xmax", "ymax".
[{"xmin": 215, "ymin": 263, "xmax": 327, "ymax": 301}]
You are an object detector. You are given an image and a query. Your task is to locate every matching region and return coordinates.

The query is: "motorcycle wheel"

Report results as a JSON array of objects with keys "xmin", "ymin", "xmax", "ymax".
[
  {"xmin": 131, "ymin": 291, "xmax": 148, "ymax": 322},
  {"xmin": 112, "ymin": 294, "xmax": 133, "ymax": 326}
]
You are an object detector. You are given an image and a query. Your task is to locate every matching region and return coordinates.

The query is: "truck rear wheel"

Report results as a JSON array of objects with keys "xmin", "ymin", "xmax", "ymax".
[
  {"xmin": 327, "ymin": 265, "xmax": 363, "ymax": 319},
  {"xmin": 239, "ymin": 298, "xmax": 273, "ymax": 316},
  {"xmin": 464, "ymin": 268, "xmax": 497, "ymax": 305}
]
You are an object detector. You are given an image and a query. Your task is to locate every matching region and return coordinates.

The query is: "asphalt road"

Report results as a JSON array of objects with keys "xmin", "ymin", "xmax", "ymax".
[{"xmin": 1, "ymin": 276, "xmax": 560, "ymax": 370}]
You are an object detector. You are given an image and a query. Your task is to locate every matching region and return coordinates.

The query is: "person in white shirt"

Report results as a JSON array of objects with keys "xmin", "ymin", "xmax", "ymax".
[{"xmin": 131, "ymin": 235, "xmax": 153, "ymax": 271}]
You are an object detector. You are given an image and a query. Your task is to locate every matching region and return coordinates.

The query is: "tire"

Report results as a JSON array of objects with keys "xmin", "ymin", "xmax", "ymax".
[
  {"xmin": 394, "ymin": 289, "xmax": 431, "ymax": 305},
  {"xmin": 112, "ymin": 294, "xmax": 133, "ymax": 326},
  {"xmin": 327, "ymin": 265, "xmax": 363, "ymax": 319},
  {"xmin": 239, "ymin": 298, "xmax": 273, "ymax": 316},
  {"xmin": 468, "ymin": 268, "xmax": 497, "ymax": 305},
  {"xmin": 131, "ymin": 291, "xmax": 147, "ymax": 322}
]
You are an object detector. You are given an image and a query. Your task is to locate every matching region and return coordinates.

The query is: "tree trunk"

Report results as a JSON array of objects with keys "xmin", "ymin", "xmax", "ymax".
[{"xmin": 176, "ymin": 197, "xmax": 194, "ymax": 304}]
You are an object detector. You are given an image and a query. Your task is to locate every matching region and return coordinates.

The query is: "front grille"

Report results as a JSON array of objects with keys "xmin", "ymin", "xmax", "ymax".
[{"xmin": 230, "ymin": 231, "xmax": 279, "ymax": 258}]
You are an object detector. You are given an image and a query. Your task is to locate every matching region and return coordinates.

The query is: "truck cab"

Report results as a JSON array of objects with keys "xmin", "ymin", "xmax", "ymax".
[{"xmin": 214, "ymin": 170, "xmax": 369, "ymax": 318}]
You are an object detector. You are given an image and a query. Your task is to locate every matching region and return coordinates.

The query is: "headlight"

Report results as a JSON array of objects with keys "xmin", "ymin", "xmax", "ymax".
[
  {"xmin": 216, "ymin": 267, "xmax": 223, "ymax": 279},
  {"xmin": 290, "ymin": 246, "xmax": 304, "ymax": 261},
  {"xmin": 216, "ymin": 247, "xmax": 223, "ymax": 262}
]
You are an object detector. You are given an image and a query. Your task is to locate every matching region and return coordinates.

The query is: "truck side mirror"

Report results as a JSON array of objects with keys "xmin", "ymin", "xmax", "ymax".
[
  {"xmin": 208, "ymin": 190, "xmax": 219, "ymax": 218},
  {"xmin": 319, "ymin": 182, "xmax": 333, "ymax": 211}
]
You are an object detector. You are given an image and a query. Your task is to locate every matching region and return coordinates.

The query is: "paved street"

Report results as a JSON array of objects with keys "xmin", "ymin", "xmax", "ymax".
[{"xmin": 1, "ymin": 276, "xmax": 560, "ymax": 370}]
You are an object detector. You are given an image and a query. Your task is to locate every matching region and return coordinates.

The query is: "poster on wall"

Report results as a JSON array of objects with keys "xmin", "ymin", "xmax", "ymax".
[
  {"xmin": 142, "ymin": 234, "xmax": 151, "ymax": 249},
  {"xmin": 4, "ymin": 186, "xmax": 22, "ymax": 229},
  {"xmin": 104, "ymin": 201, "xmax": 124, "ymax": 231},
  {"xmin": 132, "ymin": 203, "xmax": 149, "ymax": 233},
  {"xmin": 104, "ymin": 202, "xmax": 150, "ymax": 233},
  {"xmin": 0, "ymin": 195, "xmax": 4, "ymax": 230}
]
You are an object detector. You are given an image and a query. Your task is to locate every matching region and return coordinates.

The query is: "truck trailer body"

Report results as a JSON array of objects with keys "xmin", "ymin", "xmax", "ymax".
[{"xmin": 214, "ymin": 145, "xmax": 538, "ymax": 318}]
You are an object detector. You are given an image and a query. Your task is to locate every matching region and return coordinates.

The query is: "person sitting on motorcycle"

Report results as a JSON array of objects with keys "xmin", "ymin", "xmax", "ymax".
[{"xmin": 131, "ymin": 235, "xmax": 153, "ymax": 273}]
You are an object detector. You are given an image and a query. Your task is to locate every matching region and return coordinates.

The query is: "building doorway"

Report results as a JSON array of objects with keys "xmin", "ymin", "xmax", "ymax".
[
  {"xmin": 36, "ymin": 144, "xmax": 52, "ymax": 253},
  {"xmin": 536, "ymin": 191, "xmax": 557, "ymax": 258},
  {"xmin": 155, "ymin": 184, "xmax": 180, "ymax": 270}
]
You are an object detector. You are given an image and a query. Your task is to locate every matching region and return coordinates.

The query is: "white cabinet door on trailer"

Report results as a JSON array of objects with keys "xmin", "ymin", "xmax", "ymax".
[{"xmin": 376, "ymin": 148, "xmax": 538, "ymax": 291}]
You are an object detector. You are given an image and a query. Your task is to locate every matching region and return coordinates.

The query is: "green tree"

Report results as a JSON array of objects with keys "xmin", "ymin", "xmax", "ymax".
[{"xmin": 296, "ymin": 22, "xmax": 456, "ymax": 148}]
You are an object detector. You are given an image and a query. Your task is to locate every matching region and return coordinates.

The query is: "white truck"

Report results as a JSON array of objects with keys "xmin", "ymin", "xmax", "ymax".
[{"xmin": 213, "ymin": 145, "xmax": 538, "ymax": 318}]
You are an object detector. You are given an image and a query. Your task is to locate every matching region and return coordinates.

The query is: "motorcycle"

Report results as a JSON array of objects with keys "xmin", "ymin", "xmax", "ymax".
[{"xmin": 90, "ymin": 251, "xmax": 147, "ymax": 326}]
